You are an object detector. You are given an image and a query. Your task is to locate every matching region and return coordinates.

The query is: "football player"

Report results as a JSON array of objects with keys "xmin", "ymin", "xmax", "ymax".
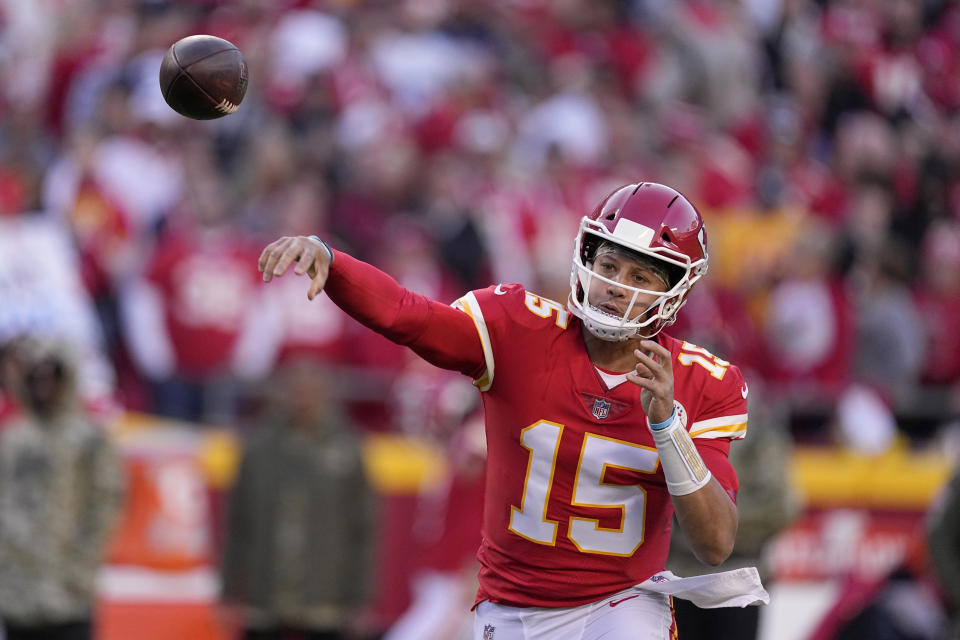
[{"xmin": 258, "ymin": 182, "xmax": 767, "ymax": 640}]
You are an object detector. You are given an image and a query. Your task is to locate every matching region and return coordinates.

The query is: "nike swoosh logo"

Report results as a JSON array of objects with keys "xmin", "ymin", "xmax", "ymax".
[
  {"xmin": 494, "ymin": 284, "xmax": 506, "ymax": 295},
  {"xmin": 741, "ymin": 383, "xmax": 749, "ymax": 399},
  {"xmin": 609, "ymin": 595, "xmax": 640, "ymax": 607}
]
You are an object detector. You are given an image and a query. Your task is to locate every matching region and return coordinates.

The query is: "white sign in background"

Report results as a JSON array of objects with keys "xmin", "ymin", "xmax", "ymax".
[{"xmin": 0, "ymin": 216, "xmax": 116, "ymax": 400}]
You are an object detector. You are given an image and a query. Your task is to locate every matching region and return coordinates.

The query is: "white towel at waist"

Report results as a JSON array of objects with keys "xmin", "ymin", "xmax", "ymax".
[{"xmin": 635, "ymin": 568, "xmax": 769, "ymax": 608}]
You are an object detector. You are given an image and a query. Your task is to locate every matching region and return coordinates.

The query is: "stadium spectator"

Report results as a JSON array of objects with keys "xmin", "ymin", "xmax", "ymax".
[
  {"xmin": 760, "ymin": 221, "xmax": 855, "ymax": 409},
  {"xmin": 850, "ymin": 243, "xmax": 925, "ymax": 408},
  {"xmin": 119, "ymin": 161, "xmax": 265, "ymax": 424},
  {"xmin": 914, "ymin": 220, "xmax": 960, "ymax": 389},
  {"xmin": 219, "ymin": 359, "xmax": 377, "ymax": 640},
  {"xmin": 0, "ymin": 335, "xmax": 126, "ymax": 640}
]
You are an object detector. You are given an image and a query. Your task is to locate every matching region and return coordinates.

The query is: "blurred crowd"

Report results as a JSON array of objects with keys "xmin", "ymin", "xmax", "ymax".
[
  {"xmin": 1, "ymin": 0, "xmax": 958, "ymax": 449},
  {"xmin": 0, "ymin": 0, "xmax": 957, "ymax": 443},
  {"xmin": 0, "ymin": 0, "xmax": 959, "ymax": 638}
]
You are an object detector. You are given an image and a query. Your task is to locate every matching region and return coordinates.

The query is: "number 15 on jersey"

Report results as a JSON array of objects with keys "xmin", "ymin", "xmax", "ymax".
[{"xmin": 509, "ymin": 421, "xmax": 660, "ymax": 557}]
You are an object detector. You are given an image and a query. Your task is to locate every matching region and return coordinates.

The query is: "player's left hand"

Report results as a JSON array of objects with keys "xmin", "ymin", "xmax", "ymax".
[{"xmin": 626, "ymin": 340, "xmax": 674, "ymax": 425}]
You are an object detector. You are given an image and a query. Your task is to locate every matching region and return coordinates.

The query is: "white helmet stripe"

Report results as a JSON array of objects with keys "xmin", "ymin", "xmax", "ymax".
[{"xmin": 613, "ymin": 218, "xmax": 655, "ymax": 248}]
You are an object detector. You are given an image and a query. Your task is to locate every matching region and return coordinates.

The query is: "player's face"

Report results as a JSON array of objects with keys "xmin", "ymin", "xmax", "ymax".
[{"xmin": 586, "ymin": 251, "xmax": 669, "ymax": 320}]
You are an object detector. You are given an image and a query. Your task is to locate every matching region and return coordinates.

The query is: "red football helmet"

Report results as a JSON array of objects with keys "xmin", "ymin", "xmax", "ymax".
[{"xmin": 567, "ymin": 182, "xmax": 709, "ymax": 340}]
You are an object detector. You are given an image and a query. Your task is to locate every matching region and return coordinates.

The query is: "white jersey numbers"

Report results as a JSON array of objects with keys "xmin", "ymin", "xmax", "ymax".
[
  {"xmin": 510, "ymin": 421, "xmax": 563, "ymax": 545},
  {"xmin": 677, "ymin": 341, "xmax": 729, "ymax": 380},
  {"xmin": 569, "ymin": 434, "xmax": 659, "ymax": 556},
  {"xmin": 510, "ymin": 422, "xmax": 660, "ymax": 556}
]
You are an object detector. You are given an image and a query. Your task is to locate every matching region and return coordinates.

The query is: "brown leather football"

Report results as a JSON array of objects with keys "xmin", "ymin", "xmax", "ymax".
[{"xmin": 159, "ymin": 35, "xmax": 248, "ymax": 120}]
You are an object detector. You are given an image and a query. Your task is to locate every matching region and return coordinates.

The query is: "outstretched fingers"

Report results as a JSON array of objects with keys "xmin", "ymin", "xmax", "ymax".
[
  {"xmin": 259, "ymin": 237, "xmax": 302, "ymax": 282},
  {"xmin": 259, "ymin": 236, "xmax": 333, "ymax": 300},
  {"xmin": 258, "ymin": 237, "xmax": 287, "ymax": 281}
]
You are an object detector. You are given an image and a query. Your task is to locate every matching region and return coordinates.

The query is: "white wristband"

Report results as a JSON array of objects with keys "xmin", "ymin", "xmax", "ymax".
[{"xmin": 649, "ymin": 402, "xmax": 712, "ymax": 496}]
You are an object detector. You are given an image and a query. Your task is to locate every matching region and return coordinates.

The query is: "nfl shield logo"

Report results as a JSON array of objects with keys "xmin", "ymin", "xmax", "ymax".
[
  {"xmin": 592, "ymin": 398, "xmax": 611, "ymax": 420},
  {"xmin": 483, "ymin": 624, "xmax": 496, "ymax": 639}
]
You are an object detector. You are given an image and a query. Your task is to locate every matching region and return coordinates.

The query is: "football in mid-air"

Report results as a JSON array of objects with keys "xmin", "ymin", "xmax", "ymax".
[{"xmin": 159, "ymin": 35, "xmax": 248, "ymax": 120}]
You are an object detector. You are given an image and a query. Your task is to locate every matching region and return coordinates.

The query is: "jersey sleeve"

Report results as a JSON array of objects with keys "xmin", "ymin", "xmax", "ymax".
[
  {"xmin": 684, "ymin": 358, "xmax": 747, "ymax": 501},
  {"xmin": 688, "ymin": 363, "xmax": 749, "ymax": 442},
  {"xmin": 323, "ymin": 249, "xmax": 486, "ymax": 378},
  {"xmin": 452, "ymin": 283, "xmax": 535, "ymax": 392}
]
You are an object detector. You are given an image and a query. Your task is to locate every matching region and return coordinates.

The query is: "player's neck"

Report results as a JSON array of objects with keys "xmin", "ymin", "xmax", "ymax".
[{"xmin": 582, "ymin": 327, "xmax": 648, "ymax": 373}]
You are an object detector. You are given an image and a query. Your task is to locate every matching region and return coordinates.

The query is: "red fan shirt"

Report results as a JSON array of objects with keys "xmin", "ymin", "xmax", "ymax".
[{"xmin": 146, "ymin": 230, "xmax": 263, "ymax": 378}]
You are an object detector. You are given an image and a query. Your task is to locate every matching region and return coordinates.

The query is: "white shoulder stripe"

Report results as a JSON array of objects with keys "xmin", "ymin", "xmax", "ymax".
[
  {"xmin": 690, "ymin": 413, "xmax": 748, "ymax": 440},
  {"xmin": 456, "ymin": 291, "xmax": 495, "ymax": 392}
]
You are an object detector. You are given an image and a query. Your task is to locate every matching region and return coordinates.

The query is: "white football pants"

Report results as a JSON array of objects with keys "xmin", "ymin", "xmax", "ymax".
[
  {"xmin": 472, "ymin": 587, "xmax": 673, "ymax": 640},
  {"xmin": 472, "ymin": 568, "xmax": 769, "ymax": 640}
]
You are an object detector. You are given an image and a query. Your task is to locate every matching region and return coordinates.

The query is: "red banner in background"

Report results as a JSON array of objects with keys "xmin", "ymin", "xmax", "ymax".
[
  {"xmin": 766, "ymin": 508, "xmax": 926, "ymax": 583},
  {"xmin": 768, "ymin": 443, "xmax": 950, "ymax": 584}
]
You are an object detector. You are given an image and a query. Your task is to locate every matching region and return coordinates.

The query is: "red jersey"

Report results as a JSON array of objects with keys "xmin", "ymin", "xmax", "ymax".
[
  {"xmin": 455, "ymin": 284, "xmax": 746, "ymax": 608},
  {"xmin": 322, "ymin": 252, "xmax": 746, "ymax": 609},
  {"xmin": 146, "ymin": 230, "xmax": 263, "ymax": 377}
]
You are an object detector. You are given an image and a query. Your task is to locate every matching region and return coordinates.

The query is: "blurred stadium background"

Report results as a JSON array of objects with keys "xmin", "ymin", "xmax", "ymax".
[{"xmin": 1, "ymin": 0, "xmax": 959, "ymax": 639}]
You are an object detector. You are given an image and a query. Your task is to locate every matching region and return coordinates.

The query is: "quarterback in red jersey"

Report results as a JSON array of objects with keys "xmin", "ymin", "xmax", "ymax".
[{"xmin": 258, "ymin": 182, "xmax": 766, "ymax": 640}]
